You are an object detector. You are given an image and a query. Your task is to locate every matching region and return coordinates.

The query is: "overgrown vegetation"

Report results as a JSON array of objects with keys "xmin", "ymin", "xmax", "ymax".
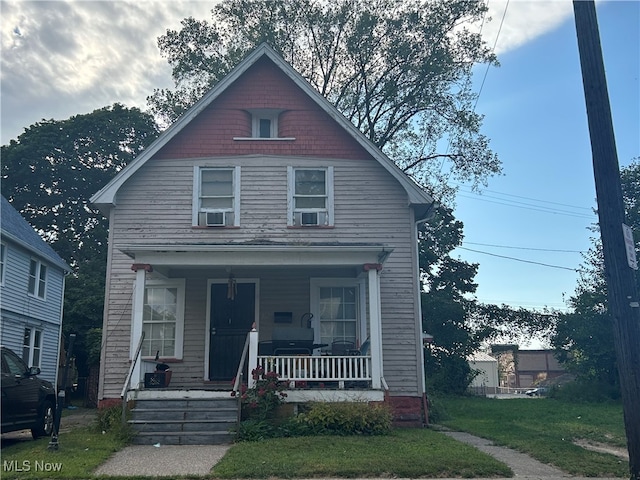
[
  {"xmin": 95, "ymin": 404, "xmax": 135, "ymax": 443},
  {"xmin": 437, "ymin": 395, "xmax": 629, "ymax": 478}
]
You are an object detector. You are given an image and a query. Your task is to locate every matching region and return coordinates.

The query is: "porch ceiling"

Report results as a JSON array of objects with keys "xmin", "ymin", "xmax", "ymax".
[{"xmin": 119, "ymin": 243, "xmax": 393, "ymax": 268}]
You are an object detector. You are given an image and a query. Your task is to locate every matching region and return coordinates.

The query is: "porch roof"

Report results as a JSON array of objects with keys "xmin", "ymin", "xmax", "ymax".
[{"xmin": 119, "ymin": 242, "xmax": 393, "ymax": 268}]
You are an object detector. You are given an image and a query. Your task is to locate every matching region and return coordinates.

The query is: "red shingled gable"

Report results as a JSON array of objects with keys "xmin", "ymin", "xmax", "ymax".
[{"xmin": 155, "ymin": 57, "xmax": 374, "ymax": 161}]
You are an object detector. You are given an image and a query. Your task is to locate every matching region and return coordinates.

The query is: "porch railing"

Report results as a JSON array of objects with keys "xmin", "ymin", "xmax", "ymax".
[{"xmin": 257, "ymin": 354, "xmax": 372, "ymax": 388}]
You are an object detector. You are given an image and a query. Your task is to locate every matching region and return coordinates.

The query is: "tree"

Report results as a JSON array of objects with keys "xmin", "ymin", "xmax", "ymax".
[
  {"xmin": 1, "ymin": 104, "xmax": 159, "ymax": 376},
  {"xmin": 420, "ymin": 208, "xmax": 480, "ymax": 393},
  {"xmin": 551, "ymin": 160, "xmax": 640, "ymax": 393},
  {"xmin": 149, "ymin": 0, "xmax": 501, "ymax": 202}
]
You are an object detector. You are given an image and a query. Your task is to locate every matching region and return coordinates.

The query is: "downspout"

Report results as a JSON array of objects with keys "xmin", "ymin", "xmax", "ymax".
[{"xmin": 414, "ymin": 201, "xmax": 437, "ymax": 425}]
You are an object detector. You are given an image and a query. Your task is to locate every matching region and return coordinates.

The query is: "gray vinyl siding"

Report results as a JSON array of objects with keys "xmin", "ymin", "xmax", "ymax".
[
  {"xmin": 0, "ymin": 239, "xmax": 65, "ymax": 384},
  {"xmin": 100, "ymin": 155, "xmax": 423, "ymax": 398}
]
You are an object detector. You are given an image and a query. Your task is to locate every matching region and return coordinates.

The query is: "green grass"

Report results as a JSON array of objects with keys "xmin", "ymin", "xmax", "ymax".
[
  {"xmin": 436, "ymin": 395, "xmax": 629, "ymax": 478},
  {"xmin": 211, "ymin": 428, "xmax": 512, "ymax": 478},
  {"xmin": 0, "ymin": 427, "xmax": 128, "ymax": 479}
]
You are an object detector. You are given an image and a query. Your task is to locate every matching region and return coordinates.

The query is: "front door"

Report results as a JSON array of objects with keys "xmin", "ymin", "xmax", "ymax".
[{"xmin": 209, "ymin": 282, "xmax": 256, "ymax": 381}]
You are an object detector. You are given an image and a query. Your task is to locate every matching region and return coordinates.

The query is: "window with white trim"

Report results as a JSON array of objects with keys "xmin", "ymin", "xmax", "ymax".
[
  {"xmin": 27, "ymin": 259, "xmax": 47, "ymax": 299},
  {"xmin": 0, "ymin": 243, "xmax": 6, "ymax": 285},
  {"xmin": 311, "ymin": 279, "xmax": 361, "ymax": 352},
  {"xmin": 250, "ymin": 109, "xmax": 280, "ymax": 138},
  {"xmin": 288, "ymin": 166, "xmax": 334, "ymax": 226},
  {"xmin": 22, "ymin": 327, "xmax": 42, "ymax": 367},
  {"xmin": 193, "ymin": 167, "xmax": 240, "ymax": 227},
  {"xmin": 141, "ymin": 280, "xmax": 185, "ymax": 359}
]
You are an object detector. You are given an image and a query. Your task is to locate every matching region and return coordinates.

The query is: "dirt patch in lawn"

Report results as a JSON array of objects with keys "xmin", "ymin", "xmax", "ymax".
[{"xmin": 573, "ymin": 439, "xmax": 629, "ymax": 460}]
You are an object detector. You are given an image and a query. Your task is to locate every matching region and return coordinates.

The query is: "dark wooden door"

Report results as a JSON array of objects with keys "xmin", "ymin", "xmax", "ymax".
[{"xmin": 209, "ymin": 282, "xmax": 255, "ymax": 381}]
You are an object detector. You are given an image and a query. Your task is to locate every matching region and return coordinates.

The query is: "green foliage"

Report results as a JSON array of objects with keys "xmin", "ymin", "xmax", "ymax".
[
  {"xmin": 439, "ymin": 395, "xmax": 628, "ymax": 478},
  {"xmin": 294, "ymin": 402, "xmax": 392, "ymax": 436},
  {"xmin": 240, "ymin": 366, "xmax": 288, "ymax": 420},
  {"xmin": 214, "ymin": 429, "xmax": 512, "ymax": 479},
  {"xmin": 95, "ymin": 404, "xmax": 134, "ymax": 443},
  {"xmin": 150, "ymin": 0, "xmax": 501, "ymax": 201},
  {"xmin": 550, "ymin": 379, "xmax": 621, "ymax": 403},
  {"xmin": 2, "ymin": 104, "xmax": 159, "ymax": 378},
  {"xmin": 551, "ymin": 160, "xmax": 640, "ymax": 393},
  {"xmin": 236, "ymin": 401, "xmax": 392, "ymax": 441}
]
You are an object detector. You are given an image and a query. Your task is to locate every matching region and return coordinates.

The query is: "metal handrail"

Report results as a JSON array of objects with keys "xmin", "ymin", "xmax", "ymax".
[{"xmin": 121, "ymin": 332, "xmax": 145, "ymax": 423}]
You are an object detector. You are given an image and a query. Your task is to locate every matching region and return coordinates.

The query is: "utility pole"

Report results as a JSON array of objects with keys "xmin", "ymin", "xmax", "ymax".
[{"xmin": 573, "ymin": 2, "xmax": 640, "ymax": 479}]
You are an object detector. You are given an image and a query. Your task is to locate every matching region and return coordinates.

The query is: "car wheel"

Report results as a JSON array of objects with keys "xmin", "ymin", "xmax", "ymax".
[{"xmin": 31, "ymin": 400, "xmax": 55, "ymax": 439}]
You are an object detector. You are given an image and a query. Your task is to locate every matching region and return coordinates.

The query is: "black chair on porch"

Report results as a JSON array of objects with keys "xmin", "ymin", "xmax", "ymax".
[{"xmin": 331, "ymin": 340, "xmax": 358, "ymax": 356}]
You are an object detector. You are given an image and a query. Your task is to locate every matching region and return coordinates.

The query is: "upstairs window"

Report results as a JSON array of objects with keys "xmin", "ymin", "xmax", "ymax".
[
  {"xmin": 250, "ymin": 109, "xmax": 281, "ymax": 138},
  {"xmin": 193, "ymin": 167, "xmax": 240, "ymax": 227},
  {"xmin": 28, "ymin": 259, "xmax": 47, "ymax": 299},
  {"xmin": 288, "ymin": 167, "xmax": 334, "ymax": 227}
]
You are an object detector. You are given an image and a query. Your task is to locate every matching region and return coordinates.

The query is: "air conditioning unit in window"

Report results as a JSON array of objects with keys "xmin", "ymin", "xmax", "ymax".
[
  {"xmin": 206, "ymin": 212, "xmax": 226, "ymax": 227},
  {"xmin": 296, "ymin": 211, "xmax": 328, "ymax": 226}
]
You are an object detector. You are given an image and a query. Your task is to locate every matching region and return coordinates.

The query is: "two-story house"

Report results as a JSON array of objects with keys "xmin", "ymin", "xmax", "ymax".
[
  {"xmin": 91, "ymin": 44, "xmax": 435, "ymax": 441},
  {"xmin": 1, "ymin": 195, "xmax": 70, "ymax": 384}
]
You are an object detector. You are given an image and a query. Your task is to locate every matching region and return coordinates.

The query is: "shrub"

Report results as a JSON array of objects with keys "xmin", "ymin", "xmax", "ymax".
[
  {"xmin": 240, "ymin": 366, "xmax": 288, "ymax": 420},
  {"xmin": 295, "ymin": 402, "xmax": 392, "ymax": 435}
]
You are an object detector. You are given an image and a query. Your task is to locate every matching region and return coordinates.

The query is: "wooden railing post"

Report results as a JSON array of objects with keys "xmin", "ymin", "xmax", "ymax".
[{"xmin": 248, "ymin": 324, "xmax": 259, "ymax": 388}]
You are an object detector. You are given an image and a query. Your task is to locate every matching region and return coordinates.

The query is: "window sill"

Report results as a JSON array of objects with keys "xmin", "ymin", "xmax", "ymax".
[
  {"xmin": 287, "ymin": 225, "xmax": 335, "ymax": 229},
  {"xmin": 233, "ymin": 137, "xmax": 296, "ymax": 141},
  {"xmin": 192, "ymin": 225, "xmax": 241, "ymax": 230}
]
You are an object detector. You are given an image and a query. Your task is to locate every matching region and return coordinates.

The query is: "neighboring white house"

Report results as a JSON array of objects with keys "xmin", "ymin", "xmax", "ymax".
[
  {"xmin": 468, "ymin": 351, "xmax": 499, "ymax": 395},
  {"xmin": 1, "ymin": 195, "xmax": 71, "ymax": 384}
]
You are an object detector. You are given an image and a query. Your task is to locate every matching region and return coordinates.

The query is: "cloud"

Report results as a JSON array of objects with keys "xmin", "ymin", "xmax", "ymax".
[
  {"xmin": 1, "ymin": 0, "xmax": 213, "ymax": 144},
  {"xmin": 478, "ymin": 0, "xmax": 573, "ymax": 55},
  {"xmin": 1, "ymin": 0, "xmax": 576, "ymax": 145}
]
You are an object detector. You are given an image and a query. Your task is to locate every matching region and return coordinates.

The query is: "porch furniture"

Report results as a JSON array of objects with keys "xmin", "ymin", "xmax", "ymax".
[
  {"xmin": 272, "ymin": 327, "xmax": 315, "ymax": 356},
  {"xmin": 331, "ymin": 340, "xmax": 358, "ymax": 356}
]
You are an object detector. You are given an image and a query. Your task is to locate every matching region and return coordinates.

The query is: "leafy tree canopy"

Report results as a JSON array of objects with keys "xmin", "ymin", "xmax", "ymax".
[
  {"xmin": 1, "ymin": 104, "xmax": 159, "ymax": 373},
  {"xmin": 149, "ymin": 0, "xmax": 501, "ymax": 202},
  {"xmin": 1, "ymin": 103, "xmax": 159, "ymax": 267},
  {"xmin": 551, "ymin": 159, "xmax": 640, "ymax": 390}
]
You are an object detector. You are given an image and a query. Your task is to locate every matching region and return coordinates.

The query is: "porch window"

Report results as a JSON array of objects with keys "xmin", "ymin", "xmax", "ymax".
[
  {"xmin": 22, "ymin": 327, "xmax": 42, "ymax": 367},
  {"xmin": 319, "ymin": 286, "xmax": 357, "ymax": 348},
  {"xmin": 288, "ymin": 166, "xmax": 334, "ymax": 226},
  {"xmin": 141, "ymin": 280, "xmax": 185, "ymax": 359},
  {"xmin": 28, "ymin": 259, "xmax": 47, "ymax": 299},
  {"xmin": 193, "ymin": 167, "xmax": 240, "ymax": 227}
]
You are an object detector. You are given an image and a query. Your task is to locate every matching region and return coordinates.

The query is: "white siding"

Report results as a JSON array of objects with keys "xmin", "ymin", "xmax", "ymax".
[{"xmin": 100, "ymin": 155, "xmax": 423, "ymax": 399}]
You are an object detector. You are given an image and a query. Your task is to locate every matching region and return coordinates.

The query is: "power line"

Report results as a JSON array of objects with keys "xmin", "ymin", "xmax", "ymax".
[
  {"xmin": 454, "ymin": 183, "xmax": 593, "ymax": 212},
  {"xmin": 474, "ymin": 0, "xmax": 510, "ymax": 110},
  {"xmin": 457, "ymin": 193, "xmax": 595, "ymax": 219},
  {"xmin": 458, "ymin": 246, "xmax": 579, "ymax": 271},
  {"xmin": 463, "ymin": 241, "xmax": 584, "ymax": 253}
]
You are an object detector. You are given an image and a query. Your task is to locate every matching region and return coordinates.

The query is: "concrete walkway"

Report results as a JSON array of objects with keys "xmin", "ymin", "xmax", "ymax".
[
  {"xmin": 93, "ymin": 444, "xmax": 231, "ymax": 477},
  {"xmin": 93, "ymin": 430, "xmax": 625, "ymax": 479}
]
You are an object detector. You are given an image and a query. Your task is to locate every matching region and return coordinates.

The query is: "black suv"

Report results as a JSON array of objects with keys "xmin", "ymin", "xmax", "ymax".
[{"xmin": 1, "ymin": 346, "xmax": 57, "ymax": 438}]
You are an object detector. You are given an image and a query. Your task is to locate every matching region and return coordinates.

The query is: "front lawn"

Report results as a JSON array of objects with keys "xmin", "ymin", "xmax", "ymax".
[
  {"xmin": 436, "ymin": 395, "xmax": 629, "ymax": 478},
  {"xmin": 211, "ymin": 428, "xmax": 512, "ymax": 478}
]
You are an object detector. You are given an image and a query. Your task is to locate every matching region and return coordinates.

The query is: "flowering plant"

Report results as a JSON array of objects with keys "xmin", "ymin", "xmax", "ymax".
[{"xmin": 240, "ymin": 366, "xmax": 287, "ymax": 420}]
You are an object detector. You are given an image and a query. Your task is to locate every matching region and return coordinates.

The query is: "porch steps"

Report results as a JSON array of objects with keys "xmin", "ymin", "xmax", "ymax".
[{"xmin": 129, "ymin": 397, "xmax": 238, "ymax": 445}]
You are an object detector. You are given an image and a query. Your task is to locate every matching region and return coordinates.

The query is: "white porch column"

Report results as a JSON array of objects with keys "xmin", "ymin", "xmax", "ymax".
[
  {"xmin": 365, "ymin": 264, "xmax": 383, "ymax": 389},
  {"xmin": 248, "ymin": 326, "xmax": 259, "ymax": 388},
  {"xmin": 130, "ymin": 264, "xmax": 151, "ymax": 389}
]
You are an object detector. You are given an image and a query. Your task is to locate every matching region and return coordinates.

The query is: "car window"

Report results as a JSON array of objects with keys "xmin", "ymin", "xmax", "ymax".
[{"xmin": 2, "ymin": 349, "xmax": 28, "ymax": 376}]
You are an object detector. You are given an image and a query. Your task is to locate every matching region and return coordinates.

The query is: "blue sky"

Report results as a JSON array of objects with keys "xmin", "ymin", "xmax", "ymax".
[
  {"xmin": 453, "ymin": 0, "xmax": 639, "ymax": 323},
  {"xmin": 1, "ymin": 1, "xmax": 638, "ymax": 337}
]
